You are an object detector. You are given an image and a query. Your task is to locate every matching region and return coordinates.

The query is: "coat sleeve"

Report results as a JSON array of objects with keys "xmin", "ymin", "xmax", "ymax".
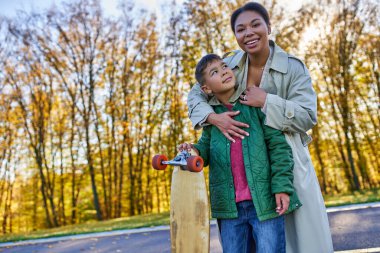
[
  {"xmin": 257, "ymin": 109, "xmax": 295, "ymax": 194},
  {"xmin": 187, "ymin": 51, "xmax": 244, "ymax": 130},
  {"xmin": 264, "ymin": 59, "xmax": 317, "ymax": 133},
  {"xmin": 192, "ymin": 126, "xmax": 211, "ymax": 167},
  {"xmin": 187, "ymin": 84, "xmax": 215, "ymax": 130}
]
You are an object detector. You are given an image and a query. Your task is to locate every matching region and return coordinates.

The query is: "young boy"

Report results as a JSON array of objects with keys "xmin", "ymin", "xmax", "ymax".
[{"xmin": 179, "ymin": 54, "xmax": 301, "ymax": 253}]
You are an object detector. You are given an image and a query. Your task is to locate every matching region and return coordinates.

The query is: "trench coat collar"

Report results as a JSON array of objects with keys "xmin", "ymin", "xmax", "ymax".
[{"xmin": 228, "ymin": 40, "xmax": 289, "ymax": 74}]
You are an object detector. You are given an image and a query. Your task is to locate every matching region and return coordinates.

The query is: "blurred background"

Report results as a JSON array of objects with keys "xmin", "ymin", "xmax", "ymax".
[{"xmin": 0, "ymin": 0, "xmax": 379, "ymax": 235}]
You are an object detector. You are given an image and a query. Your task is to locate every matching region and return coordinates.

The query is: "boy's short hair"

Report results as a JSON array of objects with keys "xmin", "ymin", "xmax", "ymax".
[{"xmin": 195, "ymin": 54, "xmax": 222, "ymax": 85}]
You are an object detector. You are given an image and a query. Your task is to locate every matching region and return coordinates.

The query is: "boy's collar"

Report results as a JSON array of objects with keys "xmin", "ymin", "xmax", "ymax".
[{"xmin": 208, "ymin": 90, "xmax": 240, "ymax": 106}]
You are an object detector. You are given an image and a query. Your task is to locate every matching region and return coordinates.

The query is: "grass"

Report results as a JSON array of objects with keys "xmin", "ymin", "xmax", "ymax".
[
  {"xmin": 1, "ymin": 188, "xmax": 379, "ymax": 244},
  {"xmin": 324, "ymin": 188, "xmax": 380, "ymax": 207},
  {"xmin": 0, "ymin": 211, "xmax": 170, "ymax": 243}
]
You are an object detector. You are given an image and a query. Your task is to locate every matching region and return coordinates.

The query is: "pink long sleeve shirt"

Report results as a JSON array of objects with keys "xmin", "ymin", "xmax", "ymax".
[{"xmin": 225, "ymin": 104, "xmax": 252, "ymax": 203}]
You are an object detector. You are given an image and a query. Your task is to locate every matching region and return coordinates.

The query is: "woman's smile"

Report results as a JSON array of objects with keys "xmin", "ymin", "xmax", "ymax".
[{"xmin": 245, "ymin": 38, "xmax": 260, "ymax": 49}]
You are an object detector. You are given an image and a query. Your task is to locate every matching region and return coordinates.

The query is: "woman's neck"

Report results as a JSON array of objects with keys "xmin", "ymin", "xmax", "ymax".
[{"xmin": 247, "ymin": 45, "xmax": 270, "ymax": 69}]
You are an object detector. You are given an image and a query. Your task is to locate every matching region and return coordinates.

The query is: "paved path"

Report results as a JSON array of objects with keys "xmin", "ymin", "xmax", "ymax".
[
  {"xmin": 330, "ymin": 204, "xmax": 380, "ymax": 251},
  {"xmin": 1, "ymin": 202, "xmax": 379, "ymax": 253}
]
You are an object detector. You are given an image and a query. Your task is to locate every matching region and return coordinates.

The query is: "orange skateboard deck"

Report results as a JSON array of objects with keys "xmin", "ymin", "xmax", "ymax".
[{"xmin": 152, "ymin": 151, "xmax": 210, "ymax": 253}]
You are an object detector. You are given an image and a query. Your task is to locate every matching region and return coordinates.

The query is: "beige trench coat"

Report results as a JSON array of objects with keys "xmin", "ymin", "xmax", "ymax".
[{"xmin": 187, "ymin": 40, "xmax": 334, "ymax": 253}]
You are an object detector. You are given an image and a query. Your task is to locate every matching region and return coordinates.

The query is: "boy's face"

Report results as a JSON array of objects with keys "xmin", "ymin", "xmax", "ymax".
[{"xmin": 202, "ymin": 60, "xmax": 236, "ymax": 95}]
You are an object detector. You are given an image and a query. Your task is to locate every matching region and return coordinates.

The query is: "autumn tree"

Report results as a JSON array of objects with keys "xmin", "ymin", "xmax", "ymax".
[{"xmin": 0, "ymin": 0, "xmax": 378, "ymax": 234}]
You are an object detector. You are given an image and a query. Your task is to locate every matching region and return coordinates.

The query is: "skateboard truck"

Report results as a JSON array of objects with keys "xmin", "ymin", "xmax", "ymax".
[{"xmin": 152, "ymin": 151, "xmax": 204, "ymax": 172}]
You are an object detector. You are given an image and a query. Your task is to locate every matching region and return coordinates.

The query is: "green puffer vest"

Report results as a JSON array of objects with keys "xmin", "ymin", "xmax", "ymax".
[{"xmin": 193, "ymin": 102, "xmax": 301, "ymax": 221}]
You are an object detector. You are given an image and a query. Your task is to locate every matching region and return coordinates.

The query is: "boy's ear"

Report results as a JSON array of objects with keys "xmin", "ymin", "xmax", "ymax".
[{"xmin": 201, "ymin": 85, "xmax": 212, "ymax": 95}]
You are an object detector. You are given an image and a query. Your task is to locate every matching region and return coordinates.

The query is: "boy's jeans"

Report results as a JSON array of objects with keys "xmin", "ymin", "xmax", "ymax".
[{"xmin": 219, "ymin": 200, "xmax": 285, "ymax": 253}]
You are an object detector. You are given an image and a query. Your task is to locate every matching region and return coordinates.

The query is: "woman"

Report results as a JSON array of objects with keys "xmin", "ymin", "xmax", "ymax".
[{"xmin": 187, "ymin": 2, "xmax": 334, "ymax": 253}]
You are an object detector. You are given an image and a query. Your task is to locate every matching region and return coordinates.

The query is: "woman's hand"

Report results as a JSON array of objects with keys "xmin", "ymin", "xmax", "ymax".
[
  {"xmin": 275, "ymin": 193, "xmax": 290, "ymax": 216},
  {"xmin": 177, "ymin": 143, "xmax": 199, "ymax": 155},
  {"xmin": 207, "ymin": 112, "xmax": 249, "ymax": 142},
  {"xmin": 239, "ymin": 86, "xmax": 267, "ymax": 107}
]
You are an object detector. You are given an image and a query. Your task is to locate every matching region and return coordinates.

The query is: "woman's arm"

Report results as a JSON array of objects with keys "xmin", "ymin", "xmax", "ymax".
[
  {"xmin": 187, "ymin": 84, "xmax": 214, "ymax": 129},
  {"xmin": 240, "ymin": 60, "xmax": 317, "ymax": 133},
  {"xmin": 264, "ymin": 71, "xmax": 317, "ymax": 133},
  {"xmin": 188, "ymin": 84, "xmax": 249, "ymax": 141}
]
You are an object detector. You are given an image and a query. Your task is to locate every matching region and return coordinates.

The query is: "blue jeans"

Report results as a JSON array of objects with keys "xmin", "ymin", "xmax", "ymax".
[{"xmin": 219, "ymin": 201, "xmax": 285, "ymax": 253}]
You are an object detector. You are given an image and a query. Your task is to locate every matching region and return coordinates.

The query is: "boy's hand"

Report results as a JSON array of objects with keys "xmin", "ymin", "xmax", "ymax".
[
  {"xmin": 275, "ymin": 193, "xmax": 290, "ymax": 216},
  {"xmin": 207, "ymin": 112, "xmax": 249, "ymax": 142},
  {"xmin": 177, "ymin": 143, "xmax": 199, "ymax": 155}
]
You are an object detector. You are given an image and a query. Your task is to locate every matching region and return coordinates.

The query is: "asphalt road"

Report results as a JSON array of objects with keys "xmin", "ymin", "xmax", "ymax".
[
  {"xmin": 1, "ymin": 205, "xmax": 379, "ymax": 253},
  {"xmin": 329, "ymin": 206, "xmax": 380, "ymax": 251}
]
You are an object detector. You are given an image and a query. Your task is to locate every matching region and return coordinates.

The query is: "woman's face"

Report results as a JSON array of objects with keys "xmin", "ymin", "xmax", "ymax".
[{"xmin": 234, "ymin": 10, "xmax": 271, "ymax": 55}]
